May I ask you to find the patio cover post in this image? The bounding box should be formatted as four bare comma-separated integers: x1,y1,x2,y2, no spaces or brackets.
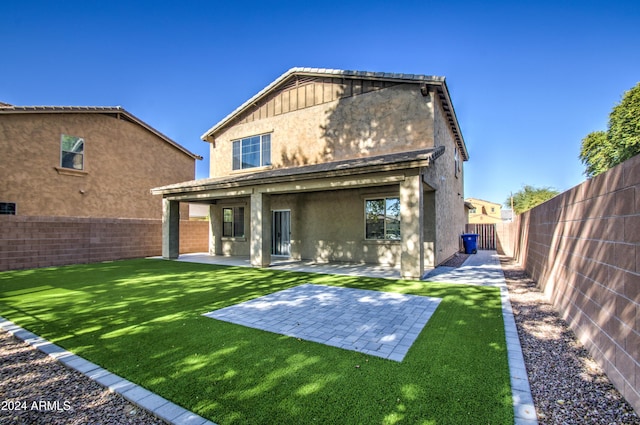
162,198,180,259
208,204,222,255
400,173,424,279
250,191,271,267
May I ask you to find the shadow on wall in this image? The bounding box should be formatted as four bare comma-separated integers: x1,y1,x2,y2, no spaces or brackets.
277,80,430,167
495,153,640,414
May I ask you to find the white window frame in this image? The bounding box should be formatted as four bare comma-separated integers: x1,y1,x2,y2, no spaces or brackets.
232,133,271,170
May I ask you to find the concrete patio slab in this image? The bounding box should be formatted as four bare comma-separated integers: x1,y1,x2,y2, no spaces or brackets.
156,253,402,280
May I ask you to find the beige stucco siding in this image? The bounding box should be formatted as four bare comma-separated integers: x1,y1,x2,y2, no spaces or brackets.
210,187,403,266
422,97,466,265
290,188,401,265
209,85,435,177
1,113,194,219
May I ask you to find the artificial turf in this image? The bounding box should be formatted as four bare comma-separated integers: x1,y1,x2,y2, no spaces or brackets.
0,259,513,424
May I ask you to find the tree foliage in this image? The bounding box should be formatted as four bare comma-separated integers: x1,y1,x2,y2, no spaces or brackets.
505,185,560,215
579,82,640,178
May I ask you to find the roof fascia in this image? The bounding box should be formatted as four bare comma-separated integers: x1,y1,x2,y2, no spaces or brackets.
152,146,444,196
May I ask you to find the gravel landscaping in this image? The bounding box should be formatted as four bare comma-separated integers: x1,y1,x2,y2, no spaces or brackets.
1,256,638,424
501,256,639,425
0,331,166,425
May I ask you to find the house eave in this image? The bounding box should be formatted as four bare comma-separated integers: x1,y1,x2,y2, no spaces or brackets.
152,146,445,198
0,105,202,161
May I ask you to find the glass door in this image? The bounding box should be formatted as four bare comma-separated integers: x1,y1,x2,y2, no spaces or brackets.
272,210,291,256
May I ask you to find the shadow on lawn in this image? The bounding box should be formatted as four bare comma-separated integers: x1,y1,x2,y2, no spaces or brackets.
0,259,513,424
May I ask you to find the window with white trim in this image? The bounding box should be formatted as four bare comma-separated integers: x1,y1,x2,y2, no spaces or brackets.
222,207,245,237
232,134,271,170
365,197,400,240
60,134,85,170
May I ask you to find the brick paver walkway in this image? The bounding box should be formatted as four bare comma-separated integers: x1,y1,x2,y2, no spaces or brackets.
203,283,441,362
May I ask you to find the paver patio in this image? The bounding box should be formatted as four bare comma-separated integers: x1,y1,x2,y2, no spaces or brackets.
203,283,441,361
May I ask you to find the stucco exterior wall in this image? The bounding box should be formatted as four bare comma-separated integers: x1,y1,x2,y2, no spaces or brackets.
209,85,434,177
208,187,403,266
423,96,466,265
0,113,194,219
289,188,402,265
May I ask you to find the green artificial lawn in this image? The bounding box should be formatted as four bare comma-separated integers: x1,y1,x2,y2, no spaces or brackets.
0,259,513,425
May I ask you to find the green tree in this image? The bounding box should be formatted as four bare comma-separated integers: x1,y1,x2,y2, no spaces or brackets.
579,82,640,178
505,185,560,215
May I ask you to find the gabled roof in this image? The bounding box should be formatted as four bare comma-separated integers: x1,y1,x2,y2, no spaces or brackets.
0,104,202,160
201,67,468,161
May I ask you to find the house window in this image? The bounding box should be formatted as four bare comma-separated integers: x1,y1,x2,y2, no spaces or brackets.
60,134,85,170
365,197,400,240
60,134,84,170
232,134,271,170
470,208,477,214
454,147,460,177
222,207,245,237
0,202,16,215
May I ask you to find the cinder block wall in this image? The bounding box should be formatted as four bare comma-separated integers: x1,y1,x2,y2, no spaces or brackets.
0,216,208,271
497,154,639,412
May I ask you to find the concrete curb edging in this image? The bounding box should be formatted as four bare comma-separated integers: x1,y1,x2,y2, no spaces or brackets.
0,317,217,425
500,285,538,424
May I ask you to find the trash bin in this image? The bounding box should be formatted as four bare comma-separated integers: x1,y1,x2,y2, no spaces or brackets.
461,233,478,254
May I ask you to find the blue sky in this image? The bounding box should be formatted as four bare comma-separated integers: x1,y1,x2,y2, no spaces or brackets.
2,0,639,206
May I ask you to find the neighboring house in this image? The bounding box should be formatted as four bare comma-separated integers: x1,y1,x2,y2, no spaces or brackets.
152,67,469,279
0,104,201,219
466,198,503,224
501,208,514,222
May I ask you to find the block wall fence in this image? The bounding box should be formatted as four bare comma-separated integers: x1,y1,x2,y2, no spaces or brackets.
0,216,209,271
496,154,640,413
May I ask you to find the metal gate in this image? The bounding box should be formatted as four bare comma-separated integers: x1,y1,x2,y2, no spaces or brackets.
465,223,496,250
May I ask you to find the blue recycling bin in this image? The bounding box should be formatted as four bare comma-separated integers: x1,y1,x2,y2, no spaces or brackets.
461,233,478,254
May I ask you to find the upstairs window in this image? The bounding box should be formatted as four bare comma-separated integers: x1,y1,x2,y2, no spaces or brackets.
223,206,245,238
232,134,271,170
454,147,460,177
60,134,85,170
365,197,400,240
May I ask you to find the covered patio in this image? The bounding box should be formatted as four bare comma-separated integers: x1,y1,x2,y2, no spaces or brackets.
152,147,446,280
157,252,403,280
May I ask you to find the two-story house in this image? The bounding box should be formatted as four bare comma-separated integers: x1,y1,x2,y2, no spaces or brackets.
0,104,200,219
152,67,469,279
466,198,503,224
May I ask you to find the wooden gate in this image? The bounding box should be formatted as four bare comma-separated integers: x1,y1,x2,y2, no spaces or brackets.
465,223,497,250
